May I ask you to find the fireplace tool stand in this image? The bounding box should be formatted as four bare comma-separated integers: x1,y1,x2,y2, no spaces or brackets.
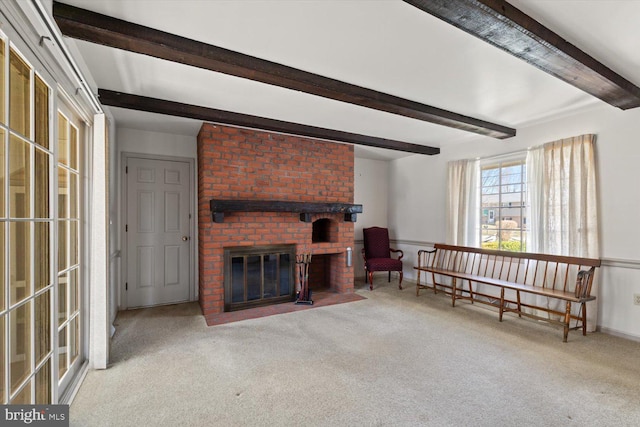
295,253,313,305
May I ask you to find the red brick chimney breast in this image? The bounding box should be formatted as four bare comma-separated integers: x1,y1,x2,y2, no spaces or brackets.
197,124,355,315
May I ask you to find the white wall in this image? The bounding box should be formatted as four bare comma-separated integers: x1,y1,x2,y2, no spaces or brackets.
117,127,198,159
113,127,198,311
354,158,389,277
387,104,640,340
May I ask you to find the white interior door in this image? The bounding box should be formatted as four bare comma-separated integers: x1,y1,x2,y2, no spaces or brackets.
125,157,191,308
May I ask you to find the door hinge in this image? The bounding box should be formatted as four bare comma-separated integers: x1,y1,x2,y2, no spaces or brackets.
125,282,128,291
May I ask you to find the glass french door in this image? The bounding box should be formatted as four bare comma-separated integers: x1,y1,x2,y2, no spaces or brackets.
1,31,84,404
56,104,83,396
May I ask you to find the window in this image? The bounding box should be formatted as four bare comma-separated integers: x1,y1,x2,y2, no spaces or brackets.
480,158,527,252
449,135,597,279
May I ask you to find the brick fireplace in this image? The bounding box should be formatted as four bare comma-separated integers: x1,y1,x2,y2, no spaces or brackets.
197,123,356,317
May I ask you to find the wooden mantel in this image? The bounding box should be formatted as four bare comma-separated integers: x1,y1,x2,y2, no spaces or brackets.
210,200,363,223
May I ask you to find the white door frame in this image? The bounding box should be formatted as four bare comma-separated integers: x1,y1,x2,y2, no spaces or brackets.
121,152,197,309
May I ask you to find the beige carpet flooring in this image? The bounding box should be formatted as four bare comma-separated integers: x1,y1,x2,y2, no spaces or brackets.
70,279,640,426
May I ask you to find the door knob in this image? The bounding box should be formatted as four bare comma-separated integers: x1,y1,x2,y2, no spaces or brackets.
182,236,189,241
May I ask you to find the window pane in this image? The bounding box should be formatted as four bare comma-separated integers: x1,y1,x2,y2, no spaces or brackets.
10,221,31,305
58,113,68,166
35,359,51,404
58,327,67,380
58,220,67,272
9,135,30,218
69,173,78,219
69,125,77,170
0,225,4,312
58,271,67,325
482,185,499,195
9,50,30,137
10,301,32,394
0,316,4,403
482,194,499,207
0,128,5,217
35,290,50,365
69,220,78,267
34,222,49,292
34,148,49,218
11,380,32,404
481,159,527,252
69,316,78,365
35,75,49,149
68,268,78,315
58,166,68,218
0,39,5,124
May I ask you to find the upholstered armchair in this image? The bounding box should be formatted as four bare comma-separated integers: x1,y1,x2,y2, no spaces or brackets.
361,227,404,290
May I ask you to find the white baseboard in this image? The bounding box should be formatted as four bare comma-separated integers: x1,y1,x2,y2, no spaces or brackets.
597,326,640,342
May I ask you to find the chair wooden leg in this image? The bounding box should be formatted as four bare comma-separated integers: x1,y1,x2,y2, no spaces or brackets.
388,271,391,282
368,272,374,290
398,272,403,290
582,303,587,336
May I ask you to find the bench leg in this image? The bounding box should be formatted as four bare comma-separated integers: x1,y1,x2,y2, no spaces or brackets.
416,269,421,297
451,278,457,307
468,280,474,304
516,290,522,318
563,301,572,343
432,273,437,294
581,303,587,336
499,287,505,322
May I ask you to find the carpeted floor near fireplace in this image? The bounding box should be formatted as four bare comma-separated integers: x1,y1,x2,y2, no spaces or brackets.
70,278,640,426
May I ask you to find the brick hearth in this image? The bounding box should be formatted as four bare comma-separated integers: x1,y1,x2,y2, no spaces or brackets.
197,123,356,316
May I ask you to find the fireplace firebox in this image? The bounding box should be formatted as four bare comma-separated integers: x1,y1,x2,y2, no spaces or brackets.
223,245,296,311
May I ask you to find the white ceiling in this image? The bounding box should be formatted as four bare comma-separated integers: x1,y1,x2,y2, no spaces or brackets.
59,0,640,160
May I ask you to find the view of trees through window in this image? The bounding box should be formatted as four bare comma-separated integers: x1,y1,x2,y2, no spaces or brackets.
480,159,528,252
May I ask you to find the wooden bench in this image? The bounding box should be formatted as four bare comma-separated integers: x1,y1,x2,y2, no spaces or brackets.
414,244,601,342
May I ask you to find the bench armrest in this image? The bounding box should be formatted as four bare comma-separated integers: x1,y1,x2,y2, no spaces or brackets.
575,266,596,299
417,249,437,268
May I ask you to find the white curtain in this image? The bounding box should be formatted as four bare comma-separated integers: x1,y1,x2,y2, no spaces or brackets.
527,134,599,258
447,159,480,247
527,134,600,330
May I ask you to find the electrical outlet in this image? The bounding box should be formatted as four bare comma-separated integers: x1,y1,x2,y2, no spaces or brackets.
634,294,640,306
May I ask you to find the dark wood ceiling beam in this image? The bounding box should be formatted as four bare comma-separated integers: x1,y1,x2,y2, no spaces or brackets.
53,1,515,139
404,0,640,110
97,89,440,156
